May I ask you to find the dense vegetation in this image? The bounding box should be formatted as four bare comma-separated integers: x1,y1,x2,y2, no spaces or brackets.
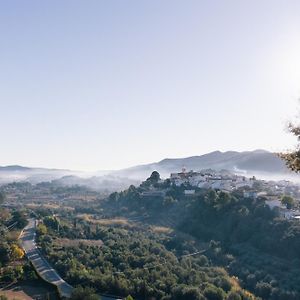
4,172,300,300
0,193,36,284
279,121,300,172
179,189,300,299
98,174,300,300
37,213,255,300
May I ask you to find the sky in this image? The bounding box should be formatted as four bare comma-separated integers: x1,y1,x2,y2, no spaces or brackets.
1,1,300,171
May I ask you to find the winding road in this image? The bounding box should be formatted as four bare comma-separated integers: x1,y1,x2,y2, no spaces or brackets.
20,218,121,300
20,218,73,298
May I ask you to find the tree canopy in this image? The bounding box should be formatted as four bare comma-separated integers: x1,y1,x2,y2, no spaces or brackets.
147,171,161,183
280,122,300,172
0,192,5,205
281,195,295,209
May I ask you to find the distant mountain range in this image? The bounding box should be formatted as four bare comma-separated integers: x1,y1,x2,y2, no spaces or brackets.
0,165,32,172
0,150,296,190
0,165,138,192
0,165,75,184
112,150,291,180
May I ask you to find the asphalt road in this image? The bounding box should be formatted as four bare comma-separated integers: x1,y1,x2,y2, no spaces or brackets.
20,218,121,300
20,219,73,298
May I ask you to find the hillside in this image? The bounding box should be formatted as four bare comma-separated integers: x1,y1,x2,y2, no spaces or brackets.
51,175,139,192
113,150,290,179
0,165,74,184
0,150,294,188
101,176,300,300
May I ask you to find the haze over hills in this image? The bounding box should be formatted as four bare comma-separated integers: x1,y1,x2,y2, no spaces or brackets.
0,150,296,190
51,175,140,193
0,165,75,184
112,149,292,180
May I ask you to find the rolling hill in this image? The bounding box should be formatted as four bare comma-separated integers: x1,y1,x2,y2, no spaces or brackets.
0,150,295,189
112,150,291,180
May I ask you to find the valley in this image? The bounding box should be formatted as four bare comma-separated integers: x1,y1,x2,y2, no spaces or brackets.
1,166,300,299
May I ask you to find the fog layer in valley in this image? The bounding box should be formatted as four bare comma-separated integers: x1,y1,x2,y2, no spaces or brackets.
0,150,298,192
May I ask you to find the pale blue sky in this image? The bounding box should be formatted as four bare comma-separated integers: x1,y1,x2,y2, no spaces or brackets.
1,1,300,171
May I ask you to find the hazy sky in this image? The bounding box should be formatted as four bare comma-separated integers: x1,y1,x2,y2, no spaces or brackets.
1,1,300,171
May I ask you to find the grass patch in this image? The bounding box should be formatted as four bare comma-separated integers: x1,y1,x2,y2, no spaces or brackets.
54,238,103,248
26,203,75,211
150,225,173,234
77,214,131,226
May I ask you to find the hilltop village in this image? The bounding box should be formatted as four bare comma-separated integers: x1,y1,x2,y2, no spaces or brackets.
141,168,300,220
2,168,300,221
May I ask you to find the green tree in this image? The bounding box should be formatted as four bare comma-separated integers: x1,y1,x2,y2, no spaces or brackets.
12,210,27,228
279,121,300,172
215,191,232,209
147,171,160,183
203,286,226,300
255,282,272,299
43,216,59,230
184,287,205,300
163,196,176,207
227,291,242,300
281,195,295,209
14,265,24,280
71,286,100,300
0,243,10,265
37,223,47,236
0,192,5,205
205,190,218,205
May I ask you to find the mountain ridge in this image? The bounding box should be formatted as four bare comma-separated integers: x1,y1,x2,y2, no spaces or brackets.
112,149,288,179
0,149,294,188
